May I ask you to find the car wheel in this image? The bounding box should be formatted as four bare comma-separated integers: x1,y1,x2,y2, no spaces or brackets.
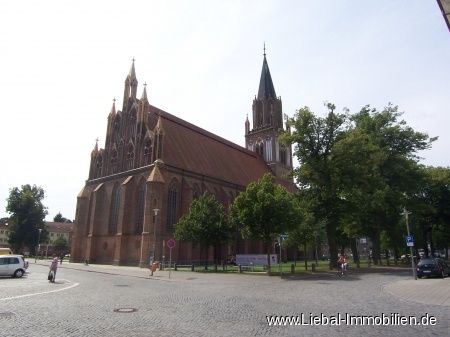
14,269,24,278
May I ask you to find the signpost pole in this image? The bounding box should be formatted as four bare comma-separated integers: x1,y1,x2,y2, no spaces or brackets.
167,239,176,279
403,208,417,280
169,247,172,279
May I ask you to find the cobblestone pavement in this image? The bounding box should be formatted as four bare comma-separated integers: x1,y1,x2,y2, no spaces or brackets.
0,263,448,337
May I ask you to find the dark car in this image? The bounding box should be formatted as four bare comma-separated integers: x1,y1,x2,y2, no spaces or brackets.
416,258,450,278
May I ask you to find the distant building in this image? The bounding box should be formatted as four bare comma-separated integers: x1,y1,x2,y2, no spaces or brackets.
0,219,11,248
71,53,295,266
0,219,73,255
43,222,73,256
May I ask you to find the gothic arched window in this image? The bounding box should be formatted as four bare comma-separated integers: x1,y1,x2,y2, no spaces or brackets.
192,183,201,200
110,149,118,174
255,141,264,159
109,184,121,234
96,155,103,178
144,138,152,165
280,147,287,165
166,180,178,232
135,183,145,234
126,143,134,170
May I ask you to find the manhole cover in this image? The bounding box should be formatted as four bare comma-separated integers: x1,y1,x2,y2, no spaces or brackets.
113,308,138,313
0,312,16,319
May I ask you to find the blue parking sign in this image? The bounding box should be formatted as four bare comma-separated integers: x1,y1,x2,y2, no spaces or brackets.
406,235,414,247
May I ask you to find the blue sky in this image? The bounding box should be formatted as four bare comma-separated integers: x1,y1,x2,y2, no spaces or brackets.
0,1,449,220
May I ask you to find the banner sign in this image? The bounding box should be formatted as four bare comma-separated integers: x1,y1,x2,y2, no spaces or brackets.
236,254,278,266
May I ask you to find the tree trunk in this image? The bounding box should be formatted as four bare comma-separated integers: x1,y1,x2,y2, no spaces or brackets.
265,240,271,274
350,238,360,268
326,221,338,270
304,243,308,270
371,226,382,265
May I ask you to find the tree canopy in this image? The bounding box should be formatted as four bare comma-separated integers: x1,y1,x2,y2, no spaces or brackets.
230,173,299,271
53,212,72,223
6,184,48,254
174,193,233,264
282,103,437,266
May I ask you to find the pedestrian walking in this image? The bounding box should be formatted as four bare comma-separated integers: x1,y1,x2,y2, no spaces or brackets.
49,256,58,283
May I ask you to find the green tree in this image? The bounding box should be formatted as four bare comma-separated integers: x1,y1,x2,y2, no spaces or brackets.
411,166,450,258
174,193,233,265
337,105,434,264
281,103,348,268
53,212,72,223
52,236,69,256
230,173,299,272
6,184,48,254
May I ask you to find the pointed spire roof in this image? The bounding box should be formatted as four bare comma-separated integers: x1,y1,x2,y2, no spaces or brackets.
141,82,148,101
129,58,136,80
257,48,277,100
91,138,99,156
109,98,116,118
155,115,164,134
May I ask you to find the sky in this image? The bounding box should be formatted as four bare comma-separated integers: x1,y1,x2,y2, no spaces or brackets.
0,1,449,221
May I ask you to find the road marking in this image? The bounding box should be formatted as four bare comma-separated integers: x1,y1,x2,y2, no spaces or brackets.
0,279,80,301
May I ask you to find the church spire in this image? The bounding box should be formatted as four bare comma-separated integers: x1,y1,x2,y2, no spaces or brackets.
257,46,276,100
108,98,116,118
141,82,148,101
129,58,137,80
91,138,99,156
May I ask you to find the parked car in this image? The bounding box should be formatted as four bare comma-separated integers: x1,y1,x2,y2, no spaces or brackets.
0,248,13,255
416,258,450,279
0,255,28,278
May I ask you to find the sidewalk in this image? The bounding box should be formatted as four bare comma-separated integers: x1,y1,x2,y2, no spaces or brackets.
33,259,184,282
33,259,450,307
384,277,450,307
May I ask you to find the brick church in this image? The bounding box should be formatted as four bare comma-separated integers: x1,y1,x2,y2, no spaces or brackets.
71,52,294,266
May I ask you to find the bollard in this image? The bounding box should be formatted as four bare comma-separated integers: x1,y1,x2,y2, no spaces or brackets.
238,265,242,273
311,263,316,272
291,264,295,274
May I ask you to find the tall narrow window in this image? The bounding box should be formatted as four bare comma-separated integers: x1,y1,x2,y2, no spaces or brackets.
192,184,201,200
109,185,121,234
166,181,178,232
96,155,103,178
135,184,145,234
280,147,287,165
110,149,118,174
126,143,134,170
143,138,152,165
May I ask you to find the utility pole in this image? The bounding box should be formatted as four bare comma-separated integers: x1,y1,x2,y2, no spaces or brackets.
402,208,417,280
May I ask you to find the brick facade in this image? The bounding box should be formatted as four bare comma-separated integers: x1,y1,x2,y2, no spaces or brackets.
71,56,293,266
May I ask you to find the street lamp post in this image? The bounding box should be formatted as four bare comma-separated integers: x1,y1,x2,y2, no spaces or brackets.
151,208,159,276
35,228,42,263
402,208,417,280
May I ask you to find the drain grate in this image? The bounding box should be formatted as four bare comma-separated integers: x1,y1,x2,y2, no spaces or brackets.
113,308,138,313
0,312,16,319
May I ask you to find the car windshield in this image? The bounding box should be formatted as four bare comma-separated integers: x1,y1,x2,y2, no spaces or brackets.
418,259,435,267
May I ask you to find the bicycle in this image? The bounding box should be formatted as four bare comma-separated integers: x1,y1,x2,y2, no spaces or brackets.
336,263,350,277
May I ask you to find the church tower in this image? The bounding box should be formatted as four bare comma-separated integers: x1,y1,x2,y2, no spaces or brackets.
245,48,292,180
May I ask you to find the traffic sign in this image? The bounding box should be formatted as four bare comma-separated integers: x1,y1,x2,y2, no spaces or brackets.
167,239,176,249
406,235,414,247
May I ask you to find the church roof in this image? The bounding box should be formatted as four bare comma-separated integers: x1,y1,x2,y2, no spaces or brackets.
148,106,273,187
257,55,277,100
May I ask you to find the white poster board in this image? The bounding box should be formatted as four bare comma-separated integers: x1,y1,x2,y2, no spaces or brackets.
236,254,277,266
